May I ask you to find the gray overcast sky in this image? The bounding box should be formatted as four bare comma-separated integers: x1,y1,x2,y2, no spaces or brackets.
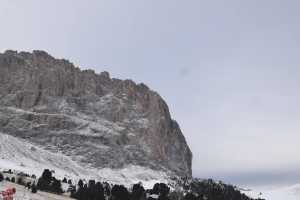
1,0,300,187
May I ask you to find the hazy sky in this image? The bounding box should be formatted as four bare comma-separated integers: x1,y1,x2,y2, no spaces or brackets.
1,0,300,187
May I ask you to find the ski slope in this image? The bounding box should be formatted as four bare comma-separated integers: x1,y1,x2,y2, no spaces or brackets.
0,181,73,200
260,184,300,200
243,183,300,200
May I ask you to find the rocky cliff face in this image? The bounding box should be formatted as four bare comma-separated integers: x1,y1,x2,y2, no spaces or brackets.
0,50,192,178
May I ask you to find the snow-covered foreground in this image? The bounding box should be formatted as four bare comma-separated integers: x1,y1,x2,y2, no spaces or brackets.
0,181,73,200
8,131,300,199
0,133,168,188
243,183,300,200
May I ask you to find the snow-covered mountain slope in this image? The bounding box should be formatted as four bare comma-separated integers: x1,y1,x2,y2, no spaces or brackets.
0,132,168,188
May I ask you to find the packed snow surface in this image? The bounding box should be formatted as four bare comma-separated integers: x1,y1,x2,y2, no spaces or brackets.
0,181,73,200
243,183,300,200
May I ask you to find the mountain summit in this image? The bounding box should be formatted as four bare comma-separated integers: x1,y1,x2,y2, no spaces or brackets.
0,50,192,182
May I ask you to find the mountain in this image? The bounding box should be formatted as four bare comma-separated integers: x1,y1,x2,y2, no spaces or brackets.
0,50,192,184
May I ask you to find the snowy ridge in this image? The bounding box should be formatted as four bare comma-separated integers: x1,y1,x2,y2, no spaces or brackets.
0,132,169,188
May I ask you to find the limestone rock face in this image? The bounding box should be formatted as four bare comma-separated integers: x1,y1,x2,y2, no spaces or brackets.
0,50,192,177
